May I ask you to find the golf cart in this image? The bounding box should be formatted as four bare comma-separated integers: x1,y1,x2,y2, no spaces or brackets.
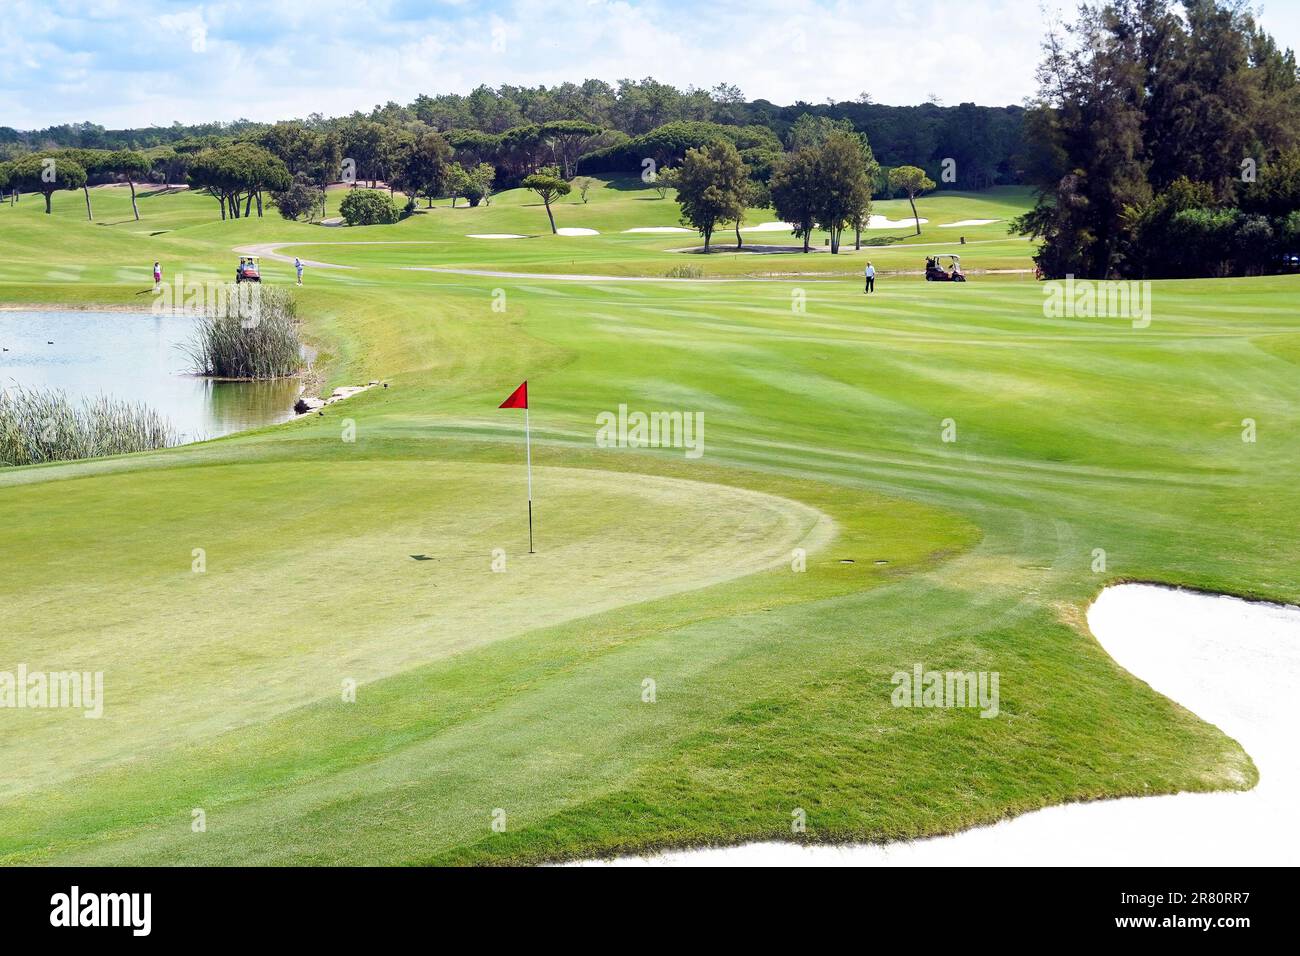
236,256,261,283
925,254,966,282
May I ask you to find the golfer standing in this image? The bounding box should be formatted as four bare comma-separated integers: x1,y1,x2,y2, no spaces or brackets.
295,257,304,286
153,260,162,293
864,261,875,294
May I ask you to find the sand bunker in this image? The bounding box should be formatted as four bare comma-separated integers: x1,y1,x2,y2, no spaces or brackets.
572,583,1300,866
739,217,928,233
866,215,928,229
740,221,799,233
940,219,1001,227
623,226,694,233
671,244,829,255
467,233,527,239
556,227,600,236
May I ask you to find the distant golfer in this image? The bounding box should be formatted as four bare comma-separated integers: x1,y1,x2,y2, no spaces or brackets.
295,257,304,286
864,261,876,294
153,261,162,293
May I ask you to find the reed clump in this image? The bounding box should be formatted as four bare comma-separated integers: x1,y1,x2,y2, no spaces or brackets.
0,387,180,466
181,285,303,379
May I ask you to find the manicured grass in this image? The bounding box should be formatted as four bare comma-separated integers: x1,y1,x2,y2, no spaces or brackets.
0,179,1293,864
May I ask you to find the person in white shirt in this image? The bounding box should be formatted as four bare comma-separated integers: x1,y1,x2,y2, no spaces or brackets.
864,261,876,294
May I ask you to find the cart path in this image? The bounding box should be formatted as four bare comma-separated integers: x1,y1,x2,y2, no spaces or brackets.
233,241,1032,282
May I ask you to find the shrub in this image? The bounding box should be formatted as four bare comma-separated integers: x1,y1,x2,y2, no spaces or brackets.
271,175,324,221
339,188,400,225
0,388,179,466
181,285,303,379
664,264,703,278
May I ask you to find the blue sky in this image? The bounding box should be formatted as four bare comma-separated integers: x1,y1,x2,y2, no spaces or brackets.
3,0,1300,129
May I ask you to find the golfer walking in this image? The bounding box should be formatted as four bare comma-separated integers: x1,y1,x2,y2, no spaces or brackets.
864,260,875,294
153,260,162,293
295,257,304,286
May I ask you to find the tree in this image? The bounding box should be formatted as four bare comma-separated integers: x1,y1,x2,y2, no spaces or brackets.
520,166,571,233
270,174,323,221
445,163,472,207
538,120,609,178
653,166,676,200
187,144,290,220
770,148,821,252
674,139,748,251
378,126,416,195
339,188,400,225
731,179,768,249
395,131,452,207
341,119,386,187
573,176,594,203
813,131,876,253
1013,0,1299,278
786,112,855,151
8,154,87,214
464,162,496,207
887,166,935,235
257,121,329,181
934,103,1002,190
109,149,150,220
58,148,110,220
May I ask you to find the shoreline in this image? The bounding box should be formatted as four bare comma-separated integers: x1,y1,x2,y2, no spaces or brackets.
0,302,157,314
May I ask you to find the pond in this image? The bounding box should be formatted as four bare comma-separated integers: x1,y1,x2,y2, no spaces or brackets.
0,310,301,443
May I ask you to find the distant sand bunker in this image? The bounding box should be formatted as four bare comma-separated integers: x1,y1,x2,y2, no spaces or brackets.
866,215,928,228
740,217,929,233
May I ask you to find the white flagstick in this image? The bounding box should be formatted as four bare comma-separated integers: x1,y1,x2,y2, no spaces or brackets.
525,405,534,553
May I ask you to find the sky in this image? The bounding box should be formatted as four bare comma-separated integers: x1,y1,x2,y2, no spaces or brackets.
3,0,1300,130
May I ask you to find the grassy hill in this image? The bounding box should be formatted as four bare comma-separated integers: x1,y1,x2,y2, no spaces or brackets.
1,179,1293,863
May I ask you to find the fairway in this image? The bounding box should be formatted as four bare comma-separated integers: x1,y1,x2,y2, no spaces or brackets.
1,179,1296,866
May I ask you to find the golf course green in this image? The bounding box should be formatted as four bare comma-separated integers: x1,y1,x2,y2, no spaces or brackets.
1,179,1295,865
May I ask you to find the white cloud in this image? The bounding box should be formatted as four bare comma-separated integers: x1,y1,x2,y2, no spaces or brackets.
3,0,1300,128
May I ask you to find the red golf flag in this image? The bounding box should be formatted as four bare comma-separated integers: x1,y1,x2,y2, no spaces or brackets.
498,380,534,553
499,381,528,409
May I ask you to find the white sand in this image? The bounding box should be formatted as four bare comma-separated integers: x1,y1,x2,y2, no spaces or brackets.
865,215,928,229
556,227,600,236
739,217,928,232
939,219,1001,228
740,221,799,232
571,583,1300,866
623,226,694,233
467,233,527,239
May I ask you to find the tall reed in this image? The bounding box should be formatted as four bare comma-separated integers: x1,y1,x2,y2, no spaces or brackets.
181,285,303,379
0,387,180,466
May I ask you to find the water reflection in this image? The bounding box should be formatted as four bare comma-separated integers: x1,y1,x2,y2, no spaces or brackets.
0,310,301,443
